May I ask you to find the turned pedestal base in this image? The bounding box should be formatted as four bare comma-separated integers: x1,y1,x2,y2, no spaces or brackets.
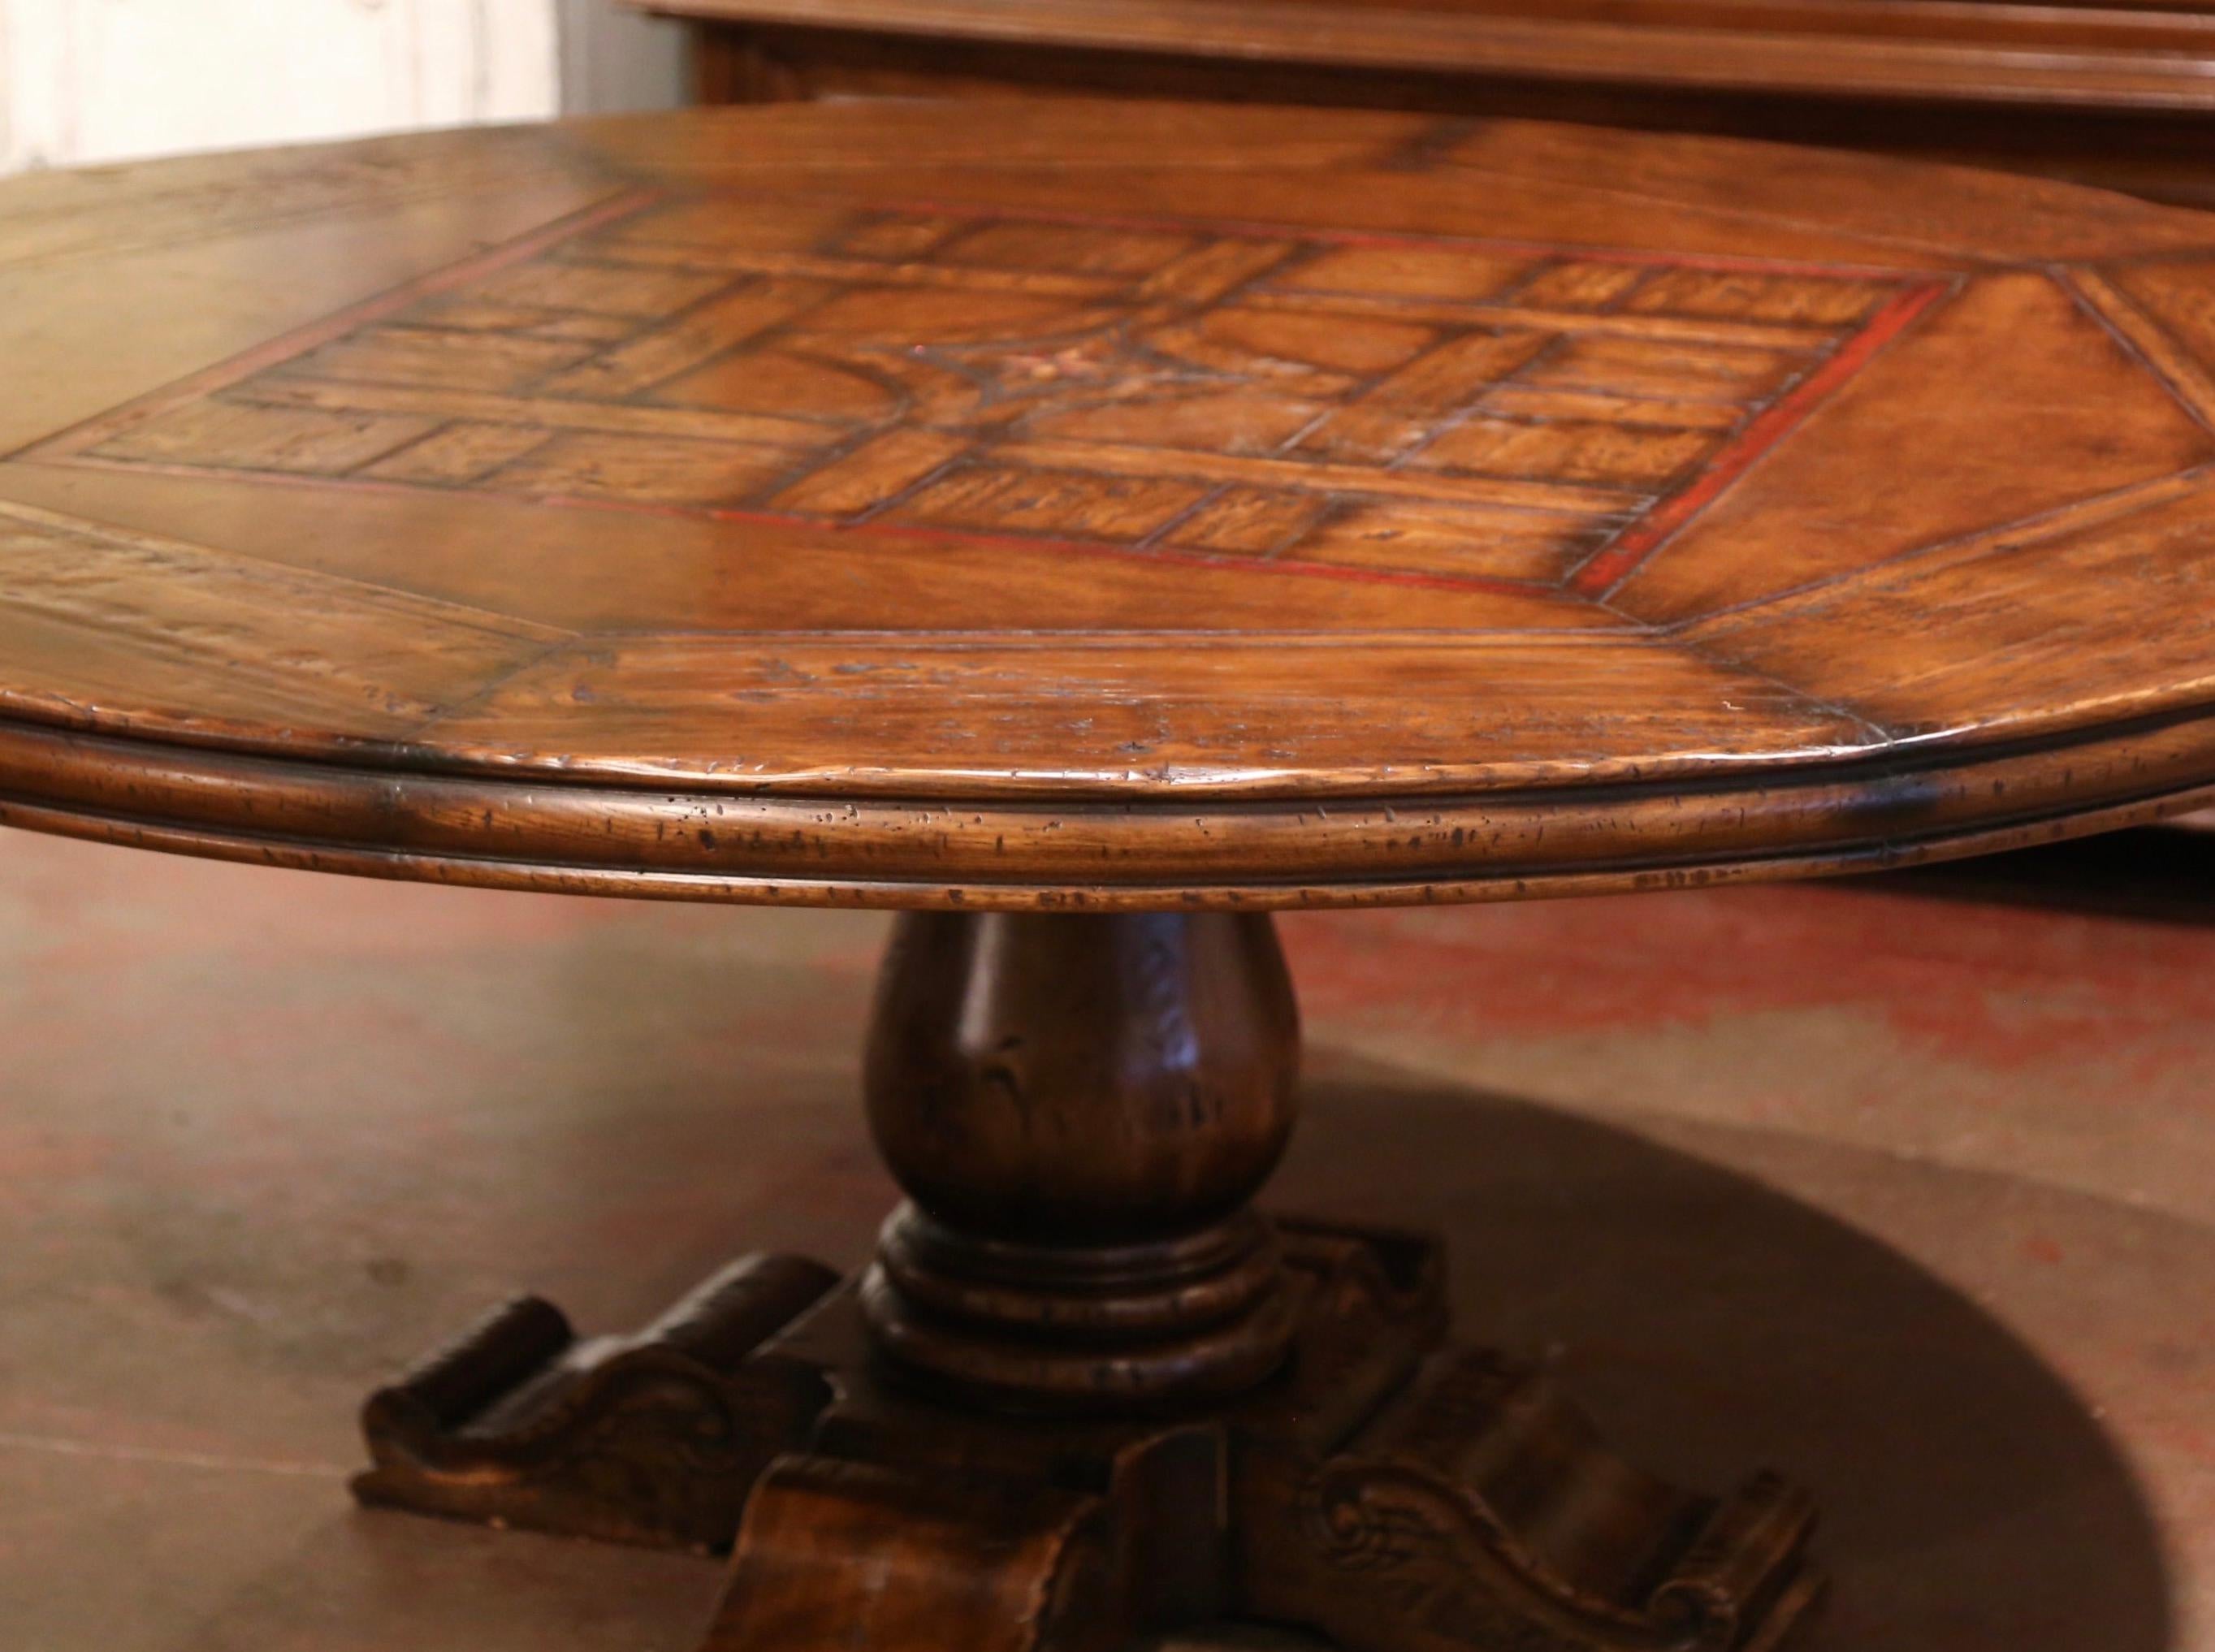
356,913,1821,1651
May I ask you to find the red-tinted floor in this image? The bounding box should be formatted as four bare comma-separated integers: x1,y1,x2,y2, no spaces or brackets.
1,825,2209,1651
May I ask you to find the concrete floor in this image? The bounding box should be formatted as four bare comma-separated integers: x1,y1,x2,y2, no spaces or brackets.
1,825,2209,1652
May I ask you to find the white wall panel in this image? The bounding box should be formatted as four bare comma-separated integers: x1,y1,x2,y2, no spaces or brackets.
0,0,574,173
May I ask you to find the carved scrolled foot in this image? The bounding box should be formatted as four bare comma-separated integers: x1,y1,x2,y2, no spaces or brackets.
353,1252,840,1551
701,1455,1127,1652
1241,1347,1823,1652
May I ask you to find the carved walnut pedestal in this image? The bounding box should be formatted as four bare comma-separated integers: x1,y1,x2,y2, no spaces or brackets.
356,912,1821,1652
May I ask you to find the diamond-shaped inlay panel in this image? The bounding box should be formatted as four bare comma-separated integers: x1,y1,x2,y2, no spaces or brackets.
45,192,1943,593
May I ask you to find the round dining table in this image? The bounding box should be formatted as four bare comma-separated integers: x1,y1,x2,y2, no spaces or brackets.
6,97,2215,1652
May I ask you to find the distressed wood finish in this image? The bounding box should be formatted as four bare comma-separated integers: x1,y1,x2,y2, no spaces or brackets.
6,102,2215,907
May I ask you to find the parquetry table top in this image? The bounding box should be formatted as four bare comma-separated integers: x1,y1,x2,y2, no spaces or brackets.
4,101,2215,907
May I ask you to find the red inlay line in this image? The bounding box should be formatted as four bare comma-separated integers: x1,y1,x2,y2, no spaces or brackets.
1568,279,1954,599
12,188,668,465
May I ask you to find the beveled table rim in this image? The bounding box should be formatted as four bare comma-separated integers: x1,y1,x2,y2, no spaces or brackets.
4,704,2211,910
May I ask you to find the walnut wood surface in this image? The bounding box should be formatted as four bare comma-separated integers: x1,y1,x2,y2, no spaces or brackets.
639,0,2215,112
6,102,2215,908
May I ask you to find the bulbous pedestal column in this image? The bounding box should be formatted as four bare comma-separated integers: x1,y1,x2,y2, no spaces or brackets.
859,911,1304,1408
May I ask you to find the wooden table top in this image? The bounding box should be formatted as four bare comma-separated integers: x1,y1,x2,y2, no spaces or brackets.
5,100,2215,910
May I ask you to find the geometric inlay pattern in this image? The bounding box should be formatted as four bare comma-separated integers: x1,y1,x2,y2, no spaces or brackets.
39,191,1946,598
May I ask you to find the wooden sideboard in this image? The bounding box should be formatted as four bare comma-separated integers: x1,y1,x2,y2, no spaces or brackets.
629,0,2215,209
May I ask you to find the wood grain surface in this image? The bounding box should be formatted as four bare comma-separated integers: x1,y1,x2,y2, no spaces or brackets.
636,0,2215,113
5,100,2215,907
